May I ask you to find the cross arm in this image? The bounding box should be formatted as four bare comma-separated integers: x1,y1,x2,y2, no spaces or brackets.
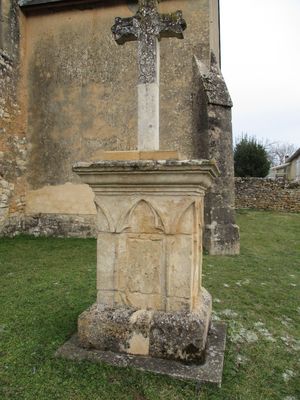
111,17,138,45
158,11,186,39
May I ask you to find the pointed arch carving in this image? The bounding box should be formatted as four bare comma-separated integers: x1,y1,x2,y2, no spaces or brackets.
116,199,165,233
176,202,197,234
94,199,115,232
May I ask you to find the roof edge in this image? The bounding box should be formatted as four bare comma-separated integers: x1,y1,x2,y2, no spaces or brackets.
286,148,300,163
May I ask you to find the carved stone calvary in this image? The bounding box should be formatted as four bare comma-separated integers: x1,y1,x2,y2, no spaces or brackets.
112,0,186,150
57,1,226,386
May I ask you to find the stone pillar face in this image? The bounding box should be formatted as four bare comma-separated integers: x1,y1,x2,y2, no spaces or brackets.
95,193,203,312
74,159,218,362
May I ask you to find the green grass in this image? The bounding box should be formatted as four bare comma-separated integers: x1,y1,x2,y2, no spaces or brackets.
0,210,299,400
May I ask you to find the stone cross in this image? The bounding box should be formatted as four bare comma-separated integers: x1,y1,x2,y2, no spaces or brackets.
112,0,186,151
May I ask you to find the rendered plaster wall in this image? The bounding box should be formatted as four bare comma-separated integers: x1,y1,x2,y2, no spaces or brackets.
0,0,27,233
289,157,300,181
23,0,216,218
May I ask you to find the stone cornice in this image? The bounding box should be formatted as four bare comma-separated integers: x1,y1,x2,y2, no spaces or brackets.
73,159,220,191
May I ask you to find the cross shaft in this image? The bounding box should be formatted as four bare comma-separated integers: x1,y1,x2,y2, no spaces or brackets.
112,0,186,150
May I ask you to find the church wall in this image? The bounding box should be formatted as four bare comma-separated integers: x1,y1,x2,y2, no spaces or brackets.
23,0,212,218
0,0,225,238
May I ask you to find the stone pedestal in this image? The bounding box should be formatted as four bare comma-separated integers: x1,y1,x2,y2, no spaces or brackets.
72,158,219,363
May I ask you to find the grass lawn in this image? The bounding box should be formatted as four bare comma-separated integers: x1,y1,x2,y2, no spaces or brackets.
0,210,299,400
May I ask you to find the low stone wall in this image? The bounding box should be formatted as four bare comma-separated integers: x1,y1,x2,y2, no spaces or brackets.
235,178,300,213
0,5,27,235
1,213,96,238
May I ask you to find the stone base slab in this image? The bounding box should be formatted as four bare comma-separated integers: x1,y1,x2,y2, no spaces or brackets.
56,322,226,387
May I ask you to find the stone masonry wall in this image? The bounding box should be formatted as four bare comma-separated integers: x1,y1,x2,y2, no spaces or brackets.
235,178,300,213
2,213,96,237
0,0,27,233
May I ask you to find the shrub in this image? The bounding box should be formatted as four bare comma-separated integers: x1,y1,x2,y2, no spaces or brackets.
234,136,271,177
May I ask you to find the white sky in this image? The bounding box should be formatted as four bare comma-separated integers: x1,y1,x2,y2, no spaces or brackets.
220,0,300,148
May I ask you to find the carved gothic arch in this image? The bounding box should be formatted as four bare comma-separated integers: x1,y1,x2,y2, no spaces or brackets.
94,199,115,232
176,201,198,234
116,198,165,233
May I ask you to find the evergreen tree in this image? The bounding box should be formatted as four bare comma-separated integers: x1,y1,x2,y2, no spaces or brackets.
234,136,271,177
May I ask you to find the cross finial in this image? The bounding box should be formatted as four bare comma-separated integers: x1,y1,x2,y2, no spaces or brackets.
112,0,186,150
112,0,186,44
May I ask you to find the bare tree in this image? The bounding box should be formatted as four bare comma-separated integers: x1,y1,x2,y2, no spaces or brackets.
264,141,297,166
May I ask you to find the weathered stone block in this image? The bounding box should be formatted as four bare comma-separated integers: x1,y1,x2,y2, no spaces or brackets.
78,304,135,353
78,305,153,356
149,289,212,362
78,288,211,362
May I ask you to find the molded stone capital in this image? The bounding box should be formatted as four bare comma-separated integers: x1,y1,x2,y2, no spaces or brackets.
73,159,220,191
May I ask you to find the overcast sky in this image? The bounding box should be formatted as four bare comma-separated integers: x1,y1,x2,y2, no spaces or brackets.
220,0,300,148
